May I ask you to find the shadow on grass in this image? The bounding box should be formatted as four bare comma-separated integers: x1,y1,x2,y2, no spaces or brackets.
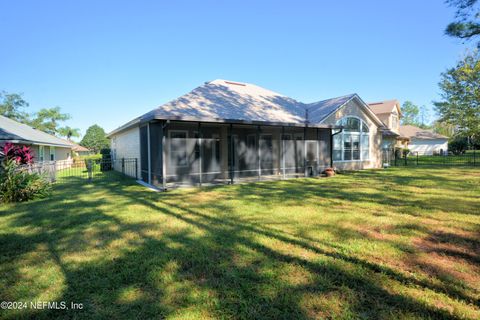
1,168,479,319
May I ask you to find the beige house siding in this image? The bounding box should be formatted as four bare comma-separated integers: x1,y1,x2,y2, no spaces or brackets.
19,144,71,163
321,99,383,170
55,147,72,161
110,126,140,179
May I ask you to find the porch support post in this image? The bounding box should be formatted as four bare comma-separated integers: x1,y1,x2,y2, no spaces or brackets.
282,126,286,179
147,122,152,185
304,126,307,177
257,125,261,180
198,122,203,187
316,128,320,176
229,124,234,184
330,129,334,168
162,121,167,190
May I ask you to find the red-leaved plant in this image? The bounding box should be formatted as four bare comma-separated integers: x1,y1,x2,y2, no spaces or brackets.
2,143,34,164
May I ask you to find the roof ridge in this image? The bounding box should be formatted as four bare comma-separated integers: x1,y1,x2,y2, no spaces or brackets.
307,93,357,106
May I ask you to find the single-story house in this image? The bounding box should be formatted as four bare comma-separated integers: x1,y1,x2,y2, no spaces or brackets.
399,125,448,155
108,79,388,188
69,142,91,157
0,114,73,162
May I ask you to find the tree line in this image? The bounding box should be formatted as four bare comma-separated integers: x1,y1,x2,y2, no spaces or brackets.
0,92,109,153
401,0,479,150
437,0,479,147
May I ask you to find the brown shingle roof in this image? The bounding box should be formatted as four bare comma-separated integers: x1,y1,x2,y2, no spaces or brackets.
399,125,448,140
368,100,401,116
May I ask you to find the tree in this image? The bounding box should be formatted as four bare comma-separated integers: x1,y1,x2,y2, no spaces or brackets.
58,126,81,140
29,107,71,136
432,120,456,137
445,0,480,47
418,105,432,129
80,125,109,153
401,101,420,126
434,51,480,145
0,91,30,122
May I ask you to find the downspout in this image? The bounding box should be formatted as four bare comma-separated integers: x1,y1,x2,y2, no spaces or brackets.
330,127,343,168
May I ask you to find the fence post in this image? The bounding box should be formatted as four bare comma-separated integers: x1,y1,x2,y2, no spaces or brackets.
53,160,57,182
135,158,138,179
87,159,93,182
121,158,125,175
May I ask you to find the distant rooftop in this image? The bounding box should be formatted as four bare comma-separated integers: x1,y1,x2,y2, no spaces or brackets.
0,115,72,147
399,125,448,140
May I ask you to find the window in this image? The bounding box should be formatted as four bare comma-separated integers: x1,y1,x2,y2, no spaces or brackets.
50,147,56,161
334,117,370,161
391,114,398,130
39,146,45,162
169,131,188,167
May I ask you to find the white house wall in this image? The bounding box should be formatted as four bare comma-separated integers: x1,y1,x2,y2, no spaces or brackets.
110,126,140,178
408,139,448,155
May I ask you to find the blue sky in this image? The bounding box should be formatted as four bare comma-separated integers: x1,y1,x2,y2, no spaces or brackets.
0,0,469,138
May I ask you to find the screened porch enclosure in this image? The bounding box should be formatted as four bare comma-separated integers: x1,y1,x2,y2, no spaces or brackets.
140,121,331,188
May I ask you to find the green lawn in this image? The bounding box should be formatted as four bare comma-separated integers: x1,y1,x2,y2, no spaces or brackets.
1,167,479,319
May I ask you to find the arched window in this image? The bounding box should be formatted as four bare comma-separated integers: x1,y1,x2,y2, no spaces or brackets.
333,117,370,161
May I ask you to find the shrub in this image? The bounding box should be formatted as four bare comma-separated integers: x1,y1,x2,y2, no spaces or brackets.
0,159,51,203
449,136,468,155
100,148,112,171
2,143,34,164
82,154,102,167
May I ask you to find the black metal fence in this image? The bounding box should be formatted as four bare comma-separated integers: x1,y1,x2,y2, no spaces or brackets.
18,158,138,184
383,148,479,167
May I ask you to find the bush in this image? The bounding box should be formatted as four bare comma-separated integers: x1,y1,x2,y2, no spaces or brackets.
449,136,468,155
394,147,410,158
2,143,34,164
100,148,112,172
82,154,102,166
0,159,51,203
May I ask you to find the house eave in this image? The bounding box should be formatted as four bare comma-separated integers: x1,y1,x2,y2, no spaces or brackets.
0,139,73,148
108,114,340,137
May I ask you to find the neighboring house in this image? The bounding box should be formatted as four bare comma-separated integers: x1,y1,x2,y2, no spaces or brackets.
399,125,448,155
108,79,388,188
368,100,409,149
0,115,73,162
69,142,91,156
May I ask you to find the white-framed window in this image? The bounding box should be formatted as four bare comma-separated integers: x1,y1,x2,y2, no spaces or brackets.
50,146,56,161
333,117,370,162
39,146,45,162
169,130,188,167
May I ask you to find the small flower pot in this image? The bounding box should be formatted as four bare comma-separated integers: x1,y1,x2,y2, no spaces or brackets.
324,168,335,177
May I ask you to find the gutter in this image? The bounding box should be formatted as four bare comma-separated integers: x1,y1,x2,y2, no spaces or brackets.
0,139,73,148
108,115,340,137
